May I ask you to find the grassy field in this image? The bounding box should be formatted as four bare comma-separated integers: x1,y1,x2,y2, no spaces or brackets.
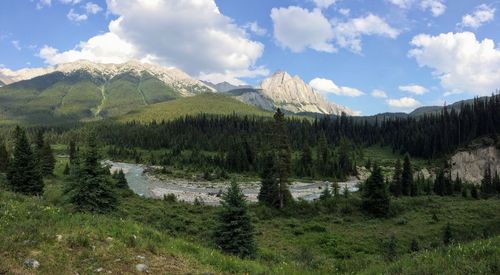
1,156,499,274
117,93,273,123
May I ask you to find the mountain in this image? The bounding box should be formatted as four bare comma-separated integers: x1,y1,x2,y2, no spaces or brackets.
0,60,214,124
227,71,354,116
0,79,4,87
118,93,272,123
201,81,252,93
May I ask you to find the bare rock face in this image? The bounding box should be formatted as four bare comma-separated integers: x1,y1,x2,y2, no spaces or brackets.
259,71,354,116
450,146,500,184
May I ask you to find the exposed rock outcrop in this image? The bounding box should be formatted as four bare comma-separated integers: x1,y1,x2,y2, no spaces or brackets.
450,146,500,184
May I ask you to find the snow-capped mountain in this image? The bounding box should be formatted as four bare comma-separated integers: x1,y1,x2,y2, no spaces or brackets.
0,60,215,96
228,71,354,116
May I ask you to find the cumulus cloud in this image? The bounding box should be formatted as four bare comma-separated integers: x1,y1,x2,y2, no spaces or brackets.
245,21,267,36
386,97,421,108
85,2,103,15
386,0,446,17
67,8,87,22
38,0,266,84
399,84,429,95
371,89,388,98
309,78,364,97
271,7,399,54
37,0,81,9
332,14,400,53
271,6,336,53
312,0,337,9
459,4,495,29
420,0,446,17
409,32,500,96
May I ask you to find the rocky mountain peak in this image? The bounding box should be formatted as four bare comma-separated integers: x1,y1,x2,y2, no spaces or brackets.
258,71,354,116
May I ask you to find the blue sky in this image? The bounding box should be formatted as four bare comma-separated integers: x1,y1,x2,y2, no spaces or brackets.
1,0,500,115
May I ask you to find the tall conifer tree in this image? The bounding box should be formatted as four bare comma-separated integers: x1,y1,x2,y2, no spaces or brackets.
7,126,44,195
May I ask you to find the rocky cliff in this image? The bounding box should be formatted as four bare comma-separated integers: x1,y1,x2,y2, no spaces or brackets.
450,146,500,184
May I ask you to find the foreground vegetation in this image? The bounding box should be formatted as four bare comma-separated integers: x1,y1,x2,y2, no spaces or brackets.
1,156,499,274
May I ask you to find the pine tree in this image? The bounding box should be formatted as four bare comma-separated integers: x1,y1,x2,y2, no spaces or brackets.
114,169,129,189
319,185,332,201
362,164,390,217
481,166,494,195
68,139,77,165
493,170,500,194
401,154,413,196
64,133,118,213
0,140,8,173
271,109,293,209
35,132,55,177
6,126,44,195
444,174,454,196
63,163,70,175
390,159,402,197
471,185,480,199
434,169,446,196
453,173,463,194
214,181,256,258
297,143,313,177
316,131,330,177
258,152,279,208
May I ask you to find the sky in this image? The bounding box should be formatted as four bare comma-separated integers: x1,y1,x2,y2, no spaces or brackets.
1,0,500,115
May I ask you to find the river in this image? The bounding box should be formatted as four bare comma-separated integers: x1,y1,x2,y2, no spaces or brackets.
106,161,360,205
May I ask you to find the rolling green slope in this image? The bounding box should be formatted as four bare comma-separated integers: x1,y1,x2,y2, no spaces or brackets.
118,93,272,123
0,71,190,125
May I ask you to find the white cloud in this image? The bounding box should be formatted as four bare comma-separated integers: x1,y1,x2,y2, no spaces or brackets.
38,0,265,84
271,6,336,53
371,89,388,98
387,0,413,9
67,8,87,22
459,4,495,29
309,78,364,97
313,0,337,9
338,8,350,16
37,0,81,9
386,0,446,17
386,97,421,108
271,8,399,54
409,32,500,96
420,0,446,17
245,21,267,36
11,40,21,51
332,14,400,53
399,84,429,95
85,2,103,15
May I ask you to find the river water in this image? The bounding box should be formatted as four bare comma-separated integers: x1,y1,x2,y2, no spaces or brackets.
106,161,359,205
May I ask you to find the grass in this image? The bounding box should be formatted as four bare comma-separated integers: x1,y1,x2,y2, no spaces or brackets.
117,93,273,123
1,157,499,274
361,145,436,169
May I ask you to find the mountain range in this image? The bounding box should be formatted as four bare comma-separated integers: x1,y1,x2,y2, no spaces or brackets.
0,60,483,125
0,60,355,124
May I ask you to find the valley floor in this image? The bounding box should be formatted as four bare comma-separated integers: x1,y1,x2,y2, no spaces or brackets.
0,158,499,274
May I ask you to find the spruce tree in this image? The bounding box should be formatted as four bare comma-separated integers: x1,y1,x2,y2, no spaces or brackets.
271,109,293,209
35,132,55,177
114,169,129,189
64,133,118,213
0,140,8,173
6,126,44,195
401,154,413,196
68,139,77,165
493,170,500,194
390,159,402,197
471,185,480,199
444,174,454,196
362,164,390,217
297,143,313,177
258,152,279,208
214,181,256,258
434,169,446,196
481,166,494,195
453,173,463,194
63,163,70,175
319,185,332,201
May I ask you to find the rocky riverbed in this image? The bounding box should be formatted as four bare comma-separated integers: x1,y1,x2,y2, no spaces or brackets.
106,161,360,205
